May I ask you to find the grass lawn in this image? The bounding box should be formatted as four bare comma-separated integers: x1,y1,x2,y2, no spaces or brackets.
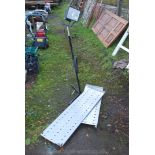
25,2,129,145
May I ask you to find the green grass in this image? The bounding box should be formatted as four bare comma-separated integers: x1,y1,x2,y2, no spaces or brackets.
25,1,129,145
71,22,128,91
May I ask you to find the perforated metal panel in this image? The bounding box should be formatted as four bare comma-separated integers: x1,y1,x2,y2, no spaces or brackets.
92,9,128,47
82,102,101,127
41,87,104,146
82,84,105,127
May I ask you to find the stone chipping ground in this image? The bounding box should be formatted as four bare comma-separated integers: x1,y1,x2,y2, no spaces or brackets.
25,2,129,155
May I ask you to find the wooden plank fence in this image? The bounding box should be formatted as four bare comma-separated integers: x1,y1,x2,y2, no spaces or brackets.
82,1,129,27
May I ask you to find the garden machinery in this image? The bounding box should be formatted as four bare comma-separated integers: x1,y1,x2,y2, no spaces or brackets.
25,47,39,74
25,12,48,35
33,29,49,48
25,13,49,49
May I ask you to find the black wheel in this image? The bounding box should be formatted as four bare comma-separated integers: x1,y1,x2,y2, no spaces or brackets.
44,41,49,49
46,43,49,48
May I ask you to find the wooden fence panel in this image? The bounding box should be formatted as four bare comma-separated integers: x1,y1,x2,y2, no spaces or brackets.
92,9,128,47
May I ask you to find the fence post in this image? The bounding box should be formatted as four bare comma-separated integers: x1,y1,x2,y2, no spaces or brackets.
116,0,123,16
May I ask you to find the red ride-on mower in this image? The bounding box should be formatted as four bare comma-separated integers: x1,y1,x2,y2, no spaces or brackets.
33,29,49,49
25,12,48,34
25,12,49,49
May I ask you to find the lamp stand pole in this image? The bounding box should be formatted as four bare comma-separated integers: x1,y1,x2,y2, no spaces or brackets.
66,25,81,94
